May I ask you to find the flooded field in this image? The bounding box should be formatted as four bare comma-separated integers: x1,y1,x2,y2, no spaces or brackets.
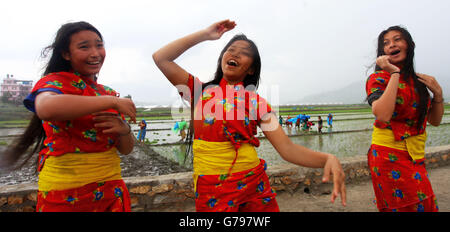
1,111,449,185
151,112,450,168
152,123,450,168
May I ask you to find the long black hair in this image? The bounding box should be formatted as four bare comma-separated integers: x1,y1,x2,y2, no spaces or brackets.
183,34,262,164
42,21,103,75
1,21,103,169
375,25,430,130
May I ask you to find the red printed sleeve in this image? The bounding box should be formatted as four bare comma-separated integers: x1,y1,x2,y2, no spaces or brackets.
248,93,273,125
179,73,203,105
365,71,390,96
24,73,83,112
365,71,390,106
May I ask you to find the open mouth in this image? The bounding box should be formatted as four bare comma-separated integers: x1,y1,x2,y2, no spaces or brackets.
390,50,401,56
227,60,238,67
87,61,101,65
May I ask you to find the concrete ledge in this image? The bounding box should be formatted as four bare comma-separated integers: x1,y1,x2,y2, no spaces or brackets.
1,145,449,212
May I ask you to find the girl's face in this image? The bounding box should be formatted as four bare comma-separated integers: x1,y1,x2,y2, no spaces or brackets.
63,30,105,80
221,40,254,84
383,30,408,66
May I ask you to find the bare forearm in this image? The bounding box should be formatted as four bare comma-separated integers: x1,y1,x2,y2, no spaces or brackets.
153,30,208,63
152,30,208,86
263,118,346,205
153,20,235,87
36,93,116,121
263,115,330,168
277,140,330,168
428,99,444,126
117,133,134,155
371,74,400,122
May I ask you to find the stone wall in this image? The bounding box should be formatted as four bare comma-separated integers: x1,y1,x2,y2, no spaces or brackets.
1,145,449,212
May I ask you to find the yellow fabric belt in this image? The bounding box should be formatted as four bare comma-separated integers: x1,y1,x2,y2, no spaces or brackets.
38,148,122,192
371,126,426,161
192,139,260,191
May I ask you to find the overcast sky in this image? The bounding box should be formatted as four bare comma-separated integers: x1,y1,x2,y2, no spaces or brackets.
1,0,449,106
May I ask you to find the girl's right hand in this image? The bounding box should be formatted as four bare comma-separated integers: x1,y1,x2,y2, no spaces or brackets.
112,97,137,123
376,55,400,74
204,19,236,40
322,154,347,206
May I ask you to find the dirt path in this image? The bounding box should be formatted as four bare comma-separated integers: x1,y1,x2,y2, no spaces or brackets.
276,165,450,212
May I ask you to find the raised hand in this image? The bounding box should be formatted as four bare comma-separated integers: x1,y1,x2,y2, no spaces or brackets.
204,19,236,41
376,55,400,74
322,154,347,206
417,73,443,100
112,97,137,123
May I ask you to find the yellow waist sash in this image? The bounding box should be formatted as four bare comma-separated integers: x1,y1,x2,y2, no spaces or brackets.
372,126,426,161
38,148,122,192
192,139,260,191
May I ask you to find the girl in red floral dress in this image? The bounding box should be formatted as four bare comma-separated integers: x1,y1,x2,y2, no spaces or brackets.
153,20,346,212
366,25,444,212
2,21,136,212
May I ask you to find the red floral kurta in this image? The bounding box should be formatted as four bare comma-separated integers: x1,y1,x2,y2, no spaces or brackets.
365,70,431,140
182,74,278,212
365,70,437,211
184,74,272,148
24,71,123,170
24,71,131,212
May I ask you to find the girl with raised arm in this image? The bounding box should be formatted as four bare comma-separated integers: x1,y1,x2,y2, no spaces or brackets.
366,25,443,212
153,20,346,212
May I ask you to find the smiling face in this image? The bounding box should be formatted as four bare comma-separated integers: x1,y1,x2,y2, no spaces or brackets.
221,40,255,84
383,30,408,66
62,30,105,80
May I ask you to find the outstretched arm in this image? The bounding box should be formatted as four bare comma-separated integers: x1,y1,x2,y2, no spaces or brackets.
152,19,236,87
35,91,136,122
261,113,347,206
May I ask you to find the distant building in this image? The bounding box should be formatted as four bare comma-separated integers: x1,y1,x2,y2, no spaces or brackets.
1,74,33,103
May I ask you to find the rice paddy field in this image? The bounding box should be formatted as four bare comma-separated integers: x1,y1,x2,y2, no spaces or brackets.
1,103,449,185
148,108,450,168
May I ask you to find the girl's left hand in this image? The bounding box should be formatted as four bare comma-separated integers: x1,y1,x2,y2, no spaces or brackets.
93,111,130,135
204,19,236,41
322,154,347,206
417,73,443,99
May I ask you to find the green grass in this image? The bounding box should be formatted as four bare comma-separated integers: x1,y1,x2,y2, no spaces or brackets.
0,120,30,128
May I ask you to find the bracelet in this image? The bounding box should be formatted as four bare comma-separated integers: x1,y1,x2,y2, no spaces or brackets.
390,71,401,75
119,123,131,136
432,98,444,104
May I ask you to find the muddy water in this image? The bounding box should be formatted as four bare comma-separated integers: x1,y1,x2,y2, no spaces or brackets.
152,123,450,168
1,112,449,186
